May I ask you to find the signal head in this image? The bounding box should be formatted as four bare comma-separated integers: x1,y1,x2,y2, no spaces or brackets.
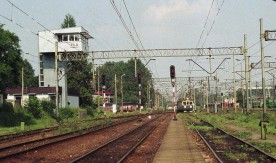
170,65,175,79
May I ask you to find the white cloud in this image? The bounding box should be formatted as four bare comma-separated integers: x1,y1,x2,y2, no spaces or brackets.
144,0,211,21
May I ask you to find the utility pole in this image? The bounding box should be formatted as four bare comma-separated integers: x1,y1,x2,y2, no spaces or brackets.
97,67,100,109
233,55,237,113
244,34,250,113
55,41,59,117
207,55,212,113
249,56,253,108
92,59,96,90
201,80,204,110
189,77,193,100
241,63,244,110
215,71,218,104
147,80,151,109
272,75,275,108
215,72,218,113
260,18,267,140
21,67,24,106
193,87,196,111
161,95,164,109
115,74,117,108
121,74,125,112
260,18,267,114
206,80,209,112
147,80,151,108
134,57,137,78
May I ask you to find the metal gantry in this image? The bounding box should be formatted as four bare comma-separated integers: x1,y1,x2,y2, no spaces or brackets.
251,62,276,69
58,47,243,61
152,77,209,83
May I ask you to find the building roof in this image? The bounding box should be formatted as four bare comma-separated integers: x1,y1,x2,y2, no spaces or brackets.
6,87,80,96
52,26,93,39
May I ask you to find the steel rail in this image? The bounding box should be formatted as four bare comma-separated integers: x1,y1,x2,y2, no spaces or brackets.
203,120,276,161
69,114,166,163
117,114,169,163
188,121,223,163
0,126,59,142
189,114,276,161
0,114,148,147
0,114,148,160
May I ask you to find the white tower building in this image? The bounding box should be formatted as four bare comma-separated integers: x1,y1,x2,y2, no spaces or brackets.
38,27,92,107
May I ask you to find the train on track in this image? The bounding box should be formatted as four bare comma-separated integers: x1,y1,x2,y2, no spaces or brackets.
176,98,195,112
252,99,276,108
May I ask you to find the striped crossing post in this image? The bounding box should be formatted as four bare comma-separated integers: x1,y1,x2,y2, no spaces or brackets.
101,75,106,113
139,84,142,113
172,83,177,120
137,73,142,113
170,65,177,120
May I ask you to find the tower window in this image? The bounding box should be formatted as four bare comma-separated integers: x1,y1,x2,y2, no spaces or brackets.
75,35,79,41
57,35,62,42
69,35,74,41
62,35,68,41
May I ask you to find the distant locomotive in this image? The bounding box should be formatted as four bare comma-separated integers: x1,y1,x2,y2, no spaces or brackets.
177,98,195,112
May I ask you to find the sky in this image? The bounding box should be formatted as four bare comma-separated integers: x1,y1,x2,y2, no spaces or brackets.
1,0,276,96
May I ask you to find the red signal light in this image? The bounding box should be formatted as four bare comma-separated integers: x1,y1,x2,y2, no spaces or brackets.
137,72,141,84
170,65,175,79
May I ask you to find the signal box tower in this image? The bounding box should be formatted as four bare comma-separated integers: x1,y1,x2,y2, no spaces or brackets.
38,27,92,107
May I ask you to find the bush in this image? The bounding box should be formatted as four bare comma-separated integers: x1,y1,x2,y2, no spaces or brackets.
0,102,14,113
41,100,55,116
0,104,35,127
60,106,77,120
83,106,95,117
25,97,43,119
14,107,36,125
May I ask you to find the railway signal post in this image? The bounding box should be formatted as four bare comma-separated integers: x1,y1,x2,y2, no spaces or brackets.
102,74,106,113
137,72,142,113
170,65,177,120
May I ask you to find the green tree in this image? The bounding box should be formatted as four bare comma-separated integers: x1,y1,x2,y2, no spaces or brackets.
0,24,28,93
97,59,153,106
61,14,76,28
20,59,39,87
236,89,244,107
60,14,94,106
67,60,93,106
25,97,43,119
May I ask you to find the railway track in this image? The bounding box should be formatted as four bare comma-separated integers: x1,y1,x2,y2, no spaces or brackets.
0,114,150,161
0,126,59,145
0,113,147,148
70,114,169,163
187,114,276,162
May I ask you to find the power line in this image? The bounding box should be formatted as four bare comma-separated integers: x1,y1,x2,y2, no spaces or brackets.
192,0,216,73
122,0,145,50
110,0,160,82
196,0,215,48
110,0,140,50
201,0,226,47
